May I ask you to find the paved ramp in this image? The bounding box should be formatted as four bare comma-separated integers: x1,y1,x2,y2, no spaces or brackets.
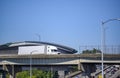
109,70,120,78
65,71,82,78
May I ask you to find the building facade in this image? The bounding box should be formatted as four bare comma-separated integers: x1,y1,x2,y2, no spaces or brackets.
0,41,77,55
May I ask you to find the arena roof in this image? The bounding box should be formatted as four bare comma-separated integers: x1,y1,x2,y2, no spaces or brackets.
0,41,77,53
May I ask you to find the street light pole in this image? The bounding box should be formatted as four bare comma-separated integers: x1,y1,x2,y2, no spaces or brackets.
101,18,120,78
30,50,38,78
101,21,105,78
36,34,41,41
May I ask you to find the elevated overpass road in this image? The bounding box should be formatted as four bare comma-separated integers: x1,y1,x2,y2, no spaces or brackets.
0,54,120,78
0,54,120,65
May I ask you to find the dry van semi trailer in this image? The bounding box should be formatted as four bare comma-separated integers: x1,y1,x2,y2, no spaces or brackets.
18,45,60,55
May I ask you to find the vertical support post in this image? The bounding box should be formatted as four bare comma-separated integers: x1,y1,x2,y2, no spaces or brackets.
78,45,81,71
30,54,32,78
12,65,14,78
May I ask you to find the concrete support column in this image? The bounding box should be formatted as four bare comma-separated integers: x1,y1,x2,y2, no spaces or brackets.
4,65,13,78
78,63,84,72
58,71,65,78
78,63,81,71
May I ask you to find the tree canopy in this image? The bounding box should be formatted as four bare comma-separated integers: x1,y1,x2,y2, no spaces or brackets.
82,48,101,54
16,69,58,78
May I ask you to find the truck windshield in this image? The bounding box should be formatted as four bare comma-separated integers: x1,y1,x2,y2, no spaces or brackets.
51,49,57,52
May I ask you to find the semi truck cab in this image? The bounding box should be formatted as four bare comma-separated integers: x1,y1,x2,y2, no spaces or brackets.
47,45,60,54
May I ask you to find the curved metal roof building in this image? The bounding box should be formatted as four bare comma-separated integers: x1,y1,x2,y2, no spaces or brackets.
0,41,77,55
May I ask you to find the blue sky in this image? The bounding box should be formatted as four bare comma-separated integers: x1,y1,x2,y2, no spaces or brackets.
0,0,120,50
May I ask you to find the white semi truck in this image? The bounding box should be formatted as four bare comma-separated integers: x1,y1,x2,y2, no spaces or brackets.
18,45,60,55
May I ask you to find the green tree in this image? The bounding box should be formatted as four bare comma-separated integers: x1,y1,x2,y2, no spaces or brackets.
82,48,101,54
16,69,54,78
6,73,10,78
16,70,29,78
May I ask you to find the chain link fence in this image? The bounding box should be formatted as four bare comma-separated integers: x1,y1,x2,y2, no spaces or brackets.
79,45,120,54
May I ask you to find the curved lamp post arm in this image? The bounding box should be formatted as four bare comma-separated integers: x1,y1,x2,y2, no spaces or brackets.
102,18,120,25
